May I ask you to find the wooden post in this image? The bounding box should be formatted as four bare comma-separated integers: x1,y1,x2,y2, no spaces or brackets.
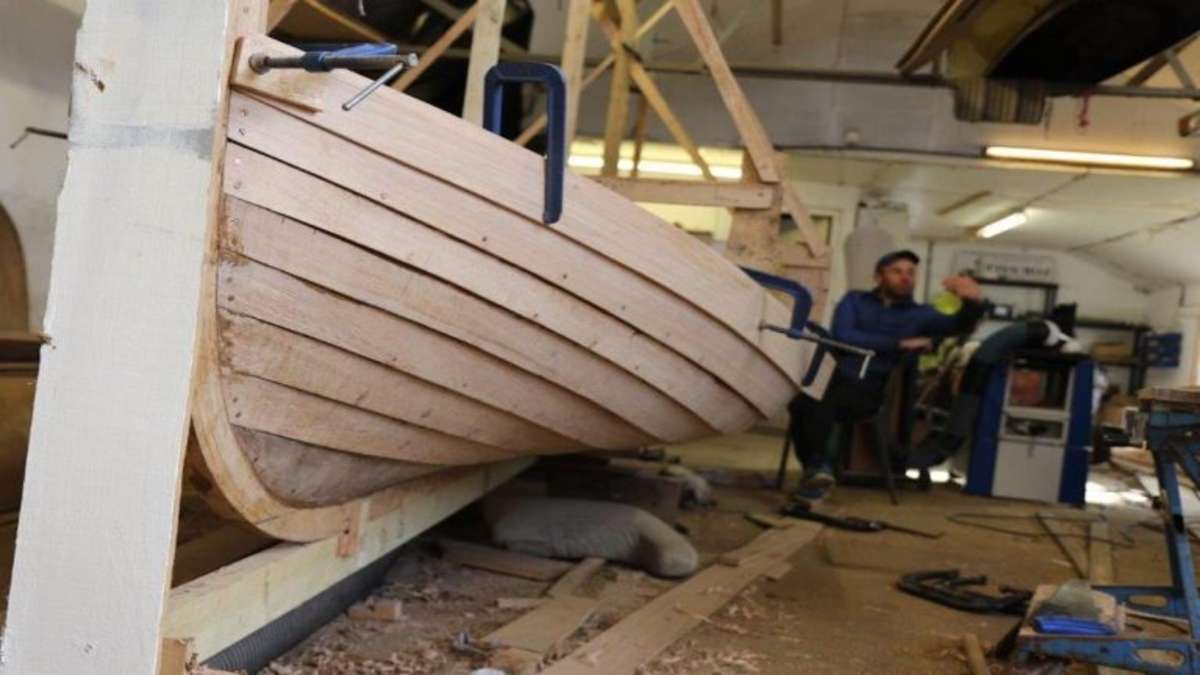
560,0,591,145
463,0,506,125
601,0,639,176
0,1,264,674
630,94,649,178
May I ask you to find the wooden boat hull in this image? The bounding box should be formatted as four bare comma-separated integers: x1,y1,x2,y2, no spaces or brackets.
189,35,826,542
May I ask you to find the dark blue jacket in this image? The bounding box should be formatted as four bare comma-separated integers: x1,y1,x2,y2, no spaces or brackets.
831,290,984,384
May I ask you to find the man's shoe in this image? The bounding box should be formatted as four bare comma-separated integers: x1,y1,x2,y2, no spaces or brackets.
793,466,835,501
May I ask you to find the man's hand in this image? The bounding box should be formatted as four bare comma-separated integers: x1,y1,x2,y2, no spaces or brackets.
942,275,983,301
899,337,933,352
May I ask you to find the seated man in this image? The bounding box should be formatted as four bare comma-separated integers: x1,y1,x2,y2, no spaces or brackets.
788,250,985,499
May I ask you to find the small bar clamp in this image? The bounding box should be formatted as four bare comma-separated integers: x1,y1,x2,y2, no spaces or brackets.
248,43,419,111
741,267,877,384
483,62,568,225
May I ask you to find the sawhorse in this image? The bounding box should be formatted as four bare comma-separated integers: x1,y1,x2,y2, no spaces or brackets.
1014,386,1200,674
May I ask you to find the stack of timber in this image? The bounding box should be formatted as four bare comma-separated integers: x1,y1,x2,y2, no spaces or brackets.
188,34,828,543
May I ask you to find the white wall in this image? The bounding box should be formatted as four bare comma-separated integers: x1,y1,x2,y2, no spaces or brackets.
1,1,82,330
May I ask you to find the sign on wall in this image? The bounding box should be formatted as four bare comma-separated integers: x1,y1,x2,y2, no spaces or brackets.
953,250,1057,284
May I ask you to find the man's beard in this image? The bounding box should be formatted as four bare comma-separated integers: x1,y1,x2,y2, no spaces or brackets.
880,284,913,302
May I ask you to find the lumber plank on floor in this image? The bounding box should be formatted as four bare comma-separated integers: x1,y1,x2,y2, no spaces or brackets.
542,521,822,675
440,539,573,581
546,558,605,599
483,595,598,655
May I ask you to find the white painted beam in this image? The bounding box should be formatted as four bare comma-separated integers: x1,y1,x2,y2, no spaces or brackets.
0,1,258,673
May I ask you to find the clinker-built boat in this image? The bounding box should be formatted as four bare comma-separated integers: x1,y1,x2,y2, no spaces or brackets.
188,34,826,542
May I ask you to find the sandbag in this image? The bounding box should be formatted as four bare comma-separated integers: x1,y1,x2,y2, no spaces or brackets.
482,496,699,578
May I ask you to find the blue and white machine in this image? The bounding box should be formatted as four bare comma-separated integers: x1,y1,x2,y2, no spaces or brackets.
966,352,1094,505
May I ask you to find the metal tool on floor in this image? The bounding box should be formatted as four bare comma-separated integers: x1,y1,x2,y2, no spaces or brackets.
897,569,1032,616
779,501,943,539
1012,386,1200,674
247,43,419,110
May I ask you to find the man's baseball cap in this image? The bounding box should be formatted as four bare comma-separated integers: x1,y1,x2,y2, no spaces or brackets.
875,249,920,272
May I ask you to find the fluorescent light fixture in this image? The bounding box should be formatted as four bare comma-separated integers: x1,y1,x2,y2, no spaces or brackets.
977,211,1028,239
568,155,743,180
985,146,1195,171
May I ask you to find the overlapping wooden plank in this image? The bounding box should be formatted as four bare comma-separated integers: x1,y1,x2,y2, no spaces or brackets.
224,373,519,464
218,256,647,448
225,199,704,442
227,35,806,386
224,102,801,416
220,312,572,451
224,148,755,433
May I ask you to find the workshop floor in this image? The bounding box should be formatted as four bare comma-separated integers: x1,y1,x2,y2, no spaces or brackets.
261,432,1187,675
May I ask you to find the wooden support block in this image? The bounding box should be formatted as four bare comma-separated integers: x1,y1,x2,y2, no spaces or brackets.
348,598,405,622
484,595,598,655
336,501,368,558
158,639,196,675
543,522,822,675
546,557,606,598
440,539,574,580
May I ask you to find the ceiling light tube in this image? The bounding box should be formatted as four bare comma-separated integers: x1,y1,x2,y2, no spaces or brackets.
985,146,1195,171
977,211,1028,239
